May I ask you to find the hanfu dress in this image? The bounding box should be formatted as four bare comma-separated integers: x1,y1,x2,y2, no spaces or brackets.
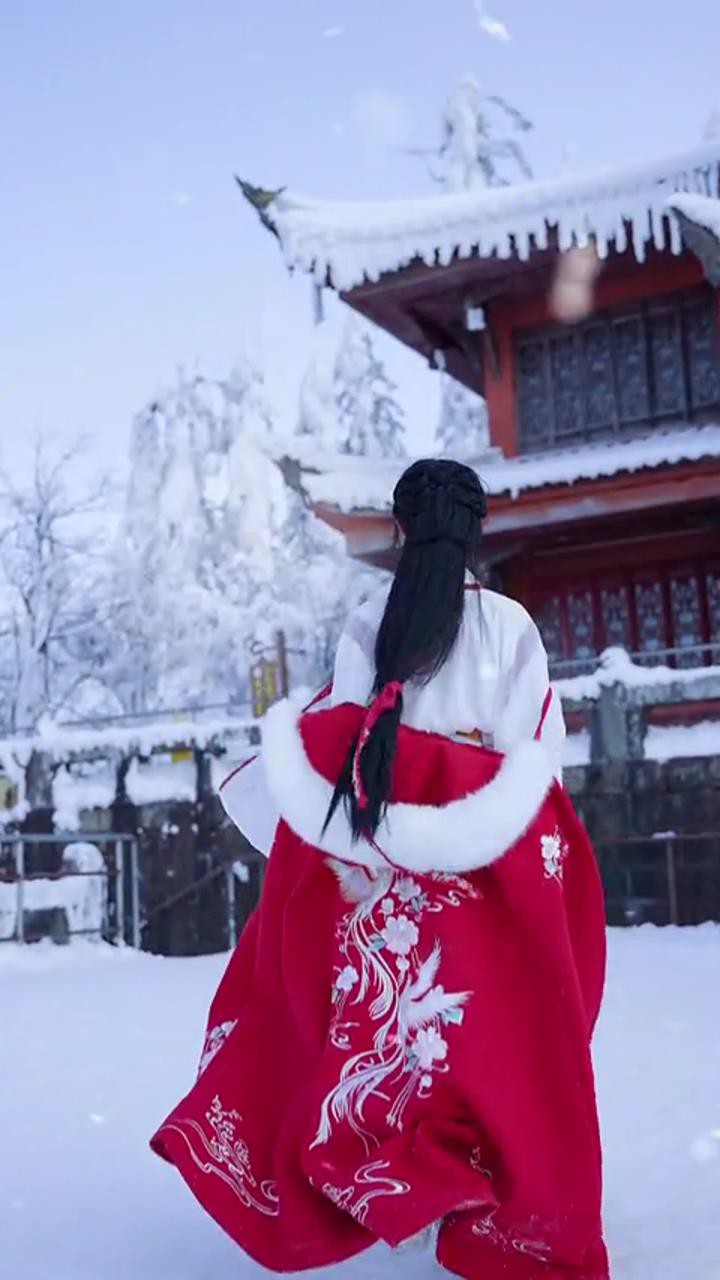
151,581,609,1280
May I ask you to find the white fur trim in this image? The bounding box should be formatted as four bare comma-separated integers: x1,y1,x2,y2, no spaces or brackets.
261,699,554,874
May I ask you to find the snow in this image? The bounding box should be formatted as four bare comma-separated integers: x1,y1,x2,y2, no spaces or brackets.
556,646,720,703
473,1,510,42
291,424,720,511
267,141,720,290
53,761,117,830
564,730,591,767
0,716,258,828
2,930,719,1278
563,721,720,769
3,715,256,768
435,375,489,457
334,316,406,458
668,192,720,239
432,77,532,192
0,842,107,941
126,757,197,806
645,720,720,764
296,342,339,450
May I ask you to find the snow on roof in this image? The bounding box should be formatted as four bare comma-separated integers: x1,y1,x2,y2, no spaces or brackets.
667,192,720,240
0,712,259,768
291,424,720,513
267,142,720,290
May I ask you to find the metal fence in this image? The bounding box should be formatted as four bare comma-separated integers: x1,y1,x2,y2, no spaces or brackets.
0,832,140,947
596,831,720,926
2,827,718,951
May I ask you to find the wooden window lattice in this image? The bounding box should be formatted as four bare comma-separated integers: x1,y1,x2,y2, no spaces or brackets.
515,288,720,452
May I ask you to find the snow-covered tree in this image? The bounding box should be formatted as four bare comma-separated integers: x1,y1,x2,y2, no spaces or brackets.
115,362,367,709
112,364,276,711
435,375,489,458
0,441,108,733
296,345,339,451
421,75,532,192
335,318,406,458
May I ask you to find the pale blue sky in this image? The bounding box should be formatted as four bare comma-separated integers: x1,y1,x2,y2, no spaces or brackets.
2,0,719,481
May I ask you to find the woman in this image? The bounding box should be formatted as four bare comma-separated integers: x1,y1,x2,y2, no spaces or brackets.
151,460,609,1280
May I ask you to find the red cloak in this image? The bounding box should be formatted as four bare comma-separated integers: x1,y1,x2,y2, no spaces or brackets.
151,700,609,1279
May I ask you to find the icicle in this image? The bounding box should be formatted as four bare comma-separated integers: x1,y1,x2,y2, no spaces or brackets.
632,207,650,262
651,204,665,252
312,282,325,325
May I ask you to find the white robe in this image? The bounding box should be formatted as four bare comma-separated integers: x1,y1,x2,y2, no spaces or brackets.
221,580,564,856
332,577,565,772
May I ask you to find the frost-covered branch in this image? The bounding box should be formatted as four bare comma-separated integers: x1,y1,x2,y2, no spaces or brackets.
418,75,533,192
0,437,109,732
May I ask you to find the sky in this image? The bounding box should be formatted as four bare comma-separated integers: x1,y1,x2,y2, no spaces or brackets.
2,0,720,489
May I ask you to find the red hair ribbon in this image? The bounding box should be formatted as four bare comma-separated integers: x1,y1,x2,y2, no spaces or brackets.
535,687,553,741
352,680,404,811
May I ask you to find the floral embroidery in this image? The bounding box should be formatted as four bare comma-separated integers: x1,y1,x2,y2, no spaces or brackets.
316,868,476,1151
541,829,568,882
321,1160,410,1227
469,1146,493,1179
198,1020,237,1075
412,1025,448,1071
159,1096,279,1216
334,965,359,995
395,877,421,903
472,1209,551,1262
381,913,419,956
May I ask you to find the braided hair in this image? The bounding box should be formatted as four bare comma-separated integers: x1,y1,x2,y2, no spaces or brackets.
325,459,487,842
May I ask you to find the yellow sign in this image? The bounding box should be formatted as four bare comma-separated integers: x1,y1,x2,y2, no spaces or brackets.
0,774,18,811
251,658,280,718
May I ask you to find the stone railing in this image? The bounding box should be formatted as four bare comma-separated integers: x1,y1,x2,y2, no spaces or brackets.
554,648,720,764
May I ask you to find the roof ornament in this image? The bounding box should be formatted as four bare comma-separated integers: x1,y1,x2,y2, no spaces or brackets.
666,194,720,287
234,177,286,235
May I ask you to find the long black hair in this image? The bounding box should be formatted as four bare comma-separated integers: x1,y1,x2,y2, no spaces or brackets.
325,458,487,842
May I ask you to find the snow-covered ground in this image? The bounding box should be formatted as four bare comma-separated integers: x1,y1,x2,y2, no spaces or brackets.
1,930,719,1280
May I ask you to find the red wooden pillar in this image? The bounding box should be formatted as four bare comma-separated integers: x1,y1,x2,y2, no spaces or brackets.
484,299,518,457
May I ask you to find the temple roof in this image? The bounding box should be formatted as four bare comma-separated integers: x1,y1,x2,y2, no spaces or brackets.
281,424,720,513
252,142,720,291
